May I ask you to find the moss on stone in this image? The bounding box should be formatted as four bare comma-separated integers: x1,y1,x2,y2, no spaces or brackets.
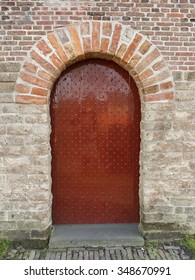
0,239,12,260
182,235,195,260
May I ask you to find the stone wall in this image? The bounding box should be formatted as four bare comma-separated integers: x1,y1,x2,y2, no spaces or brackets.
141,71,195,238
0,75,51,240
0,0,195,242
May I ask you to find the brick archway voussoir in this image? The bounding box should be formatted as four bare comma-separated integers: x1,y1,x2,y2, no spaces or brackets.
15,21,174,104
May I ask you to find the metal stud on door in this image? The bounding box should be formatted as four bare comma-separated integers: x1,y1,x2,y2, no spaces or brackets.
50,59,141,224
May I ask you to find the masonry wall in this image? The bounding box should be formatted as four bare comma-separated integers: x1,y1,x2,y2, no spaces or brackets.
0,0,195,242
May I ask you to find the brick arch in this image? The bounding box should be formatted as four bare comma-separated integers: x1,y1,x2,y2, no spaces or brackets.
15,21,174,104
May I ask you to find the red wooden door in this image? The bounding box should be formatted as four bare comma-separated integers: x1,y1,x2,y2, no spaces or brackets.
50,59,141,224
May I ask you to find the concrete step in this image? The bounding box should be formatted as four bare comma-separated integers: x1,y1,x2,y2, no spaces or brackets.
49,224,144,248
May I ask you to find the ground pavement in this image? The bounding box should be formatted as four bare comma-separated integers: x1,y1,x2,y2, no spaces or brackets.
5,245,191,260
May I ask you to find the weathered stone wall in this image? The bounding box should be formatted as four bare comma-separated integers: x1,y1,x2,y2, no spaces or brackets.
141,71,195,238
0,0,195,242
0,79,52,240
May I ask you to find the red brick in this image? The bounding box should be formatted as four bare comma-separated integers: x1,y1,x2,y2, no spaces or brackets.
81,22,90,35
115,43,127,59
143,71,171,88
113,55,128,69
160,81,173,90
152,60,166,71
130,54,141,68
103,22,112,36
144,84,160,95
64,43,76,60
135,48,161,74
123,34,142,63
144,92,174,102
15,83,30,94
16,95,48,104
31,87,48,96
30,50,57,76
20,72,51,89
109,24,122,56
47,33,69,64
23,62,38,73
132,75,141,87
92,22,101,53
56,28,70,45
83,37,91,54
138,68,154,81
125,63,134,73
38,70,55,82
139,40,152,55
68,25,83,57
1,9,194,74
36,40,52,55
100,37,110,54
49,53,64,70
168,13,184,18
36,21,55,25
143,71,170,87
176,52,193,57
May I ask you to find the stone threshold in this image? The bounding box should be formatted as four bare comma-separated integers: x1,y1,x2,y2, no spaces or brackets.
49,224,144,248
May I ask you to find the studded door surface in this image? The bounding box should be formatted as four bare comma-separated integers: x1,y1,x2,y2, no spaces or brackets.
51,59,141,224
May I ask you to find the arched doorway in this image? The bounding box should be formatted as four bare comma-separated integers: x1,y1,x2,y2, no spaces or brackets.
14,21,175,240
50,58,141,224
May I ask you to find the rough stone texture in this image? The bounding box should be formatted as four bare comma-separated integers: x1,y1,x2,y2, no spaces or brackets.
0,103,51,240
0,0,195,241
140,72,195,238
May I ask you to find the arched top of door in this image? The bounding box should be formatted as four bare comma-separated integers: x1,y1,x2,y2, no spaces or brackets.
14,21,174,105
